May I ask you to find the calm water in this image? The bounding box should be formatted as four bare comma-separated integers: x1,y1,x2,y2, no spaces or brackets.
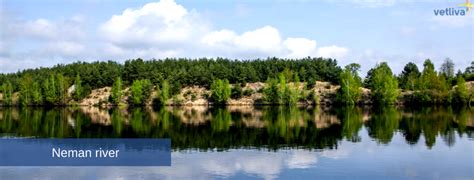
0,106,473,179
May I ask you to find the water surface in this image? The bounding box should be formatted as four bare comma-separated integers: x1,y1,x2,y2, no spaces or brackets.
0,106,473,179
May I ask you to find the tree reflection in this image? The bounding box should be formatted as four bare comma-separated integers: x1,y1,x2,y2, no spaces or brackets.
0,106,472,150
366,106,400,144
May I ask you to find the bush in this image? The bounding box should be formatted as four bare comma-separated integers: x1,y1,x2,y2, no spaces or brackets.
210,79,231,104
111,77,123,105
452,77,469,104
130,79,153,105
231,83,243,99
369,63,399,104
336,66,361,105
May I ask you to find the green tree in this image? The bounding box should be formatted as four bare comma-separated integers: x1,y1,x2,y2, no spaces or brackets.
43,74,58,105
399,62,420,90
440,58,455,80
231,83,243,99
31,82,43,105
56,74,67,105
210,79,231,104
156,80,170,105
130,80,143,105
73,74,83,101
263,78,279,104
111,77,123,105
370,62,399,104
19,75,33,106
453,76,469,104
337,64,362,105
141,79,153,103
1,81,13,106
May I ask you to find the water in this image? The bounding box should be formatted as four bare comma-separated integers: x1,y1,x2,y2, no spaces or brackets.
0,106,473,179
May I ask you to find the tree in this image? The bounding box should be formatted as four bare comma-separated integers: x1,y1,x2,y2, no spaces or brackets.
420,59,439,90
73,74,83,101
56,74,67,105
19,75,33,106
210,79,231,104
453,76,469,104
464,61,474,81
111,77,123,105
440,58,455,79
130,80,143,105
31,82,42,105
156,80,170,105
399,62,420,90
263,78,279,104
231,83,243,99
43,74,58,105
337,64,362,105
370,63,399,104
1,81,13,106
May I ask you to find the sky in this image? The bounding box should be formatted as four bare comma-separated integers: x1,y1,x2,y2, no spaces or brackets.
0,0,473,76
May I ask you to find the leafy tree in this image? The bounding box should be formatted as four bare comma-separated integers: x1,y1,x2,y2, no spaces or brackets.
337,64,362,105
73,74,83,101
129,79,152,105
464,61,474,81
440,58,455,80
453,76,469,104
130,80,143,105
263,78,279,104
56,74,67,105
420,59,439,90
31,82,42,105
399,62,420,90
19,75,33,106
1,81,13,106
210,79,231,104
141,79,153,103
231,83,243,99
43,74,58,105
111,77,123,105
156,80,170,105
369,62,399,104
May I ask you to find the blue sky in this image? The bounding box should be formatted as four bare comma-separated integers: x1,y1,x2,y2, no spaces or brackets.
0,0,472,76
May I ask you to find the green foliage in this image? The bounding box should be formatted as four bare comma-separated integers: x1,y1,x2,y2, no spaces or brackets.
130,79,153,105
72,75,84,101
1,81,13,106
464,61,474,81
263,78,279,104
337,64,362,105
42,74,68,105
111,77,123,105
452,77,469,104
31,82,42,105
231,83,243,99
210,79,231,104
155,80,170,105
369,63,399,104
263,70,302,105
0,57,342,93
19,75,33,106
440,58,455,80
399,62,420,90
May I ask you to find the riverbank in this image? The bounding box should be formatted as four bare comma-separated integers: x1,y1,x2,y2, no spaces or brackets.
1,81,473,107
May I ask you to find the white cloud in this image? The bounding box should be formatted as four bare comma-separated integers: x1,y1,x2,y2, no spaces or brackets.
1,0,349,72
317,45,349,59
99,0,348,60
283,38,318,58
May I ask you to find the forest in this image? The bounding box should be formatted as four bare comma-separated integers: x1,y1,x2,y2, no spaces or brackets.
0,57,472,106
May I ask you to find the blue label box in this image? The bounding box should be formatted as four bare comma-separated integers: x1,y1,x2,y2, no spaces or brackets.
0,138,171,166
